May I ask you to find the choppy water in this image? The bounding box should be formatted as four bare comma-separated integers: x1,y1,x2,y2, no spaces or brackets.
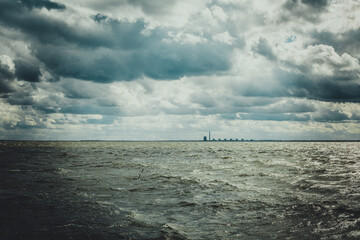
0,141,360,239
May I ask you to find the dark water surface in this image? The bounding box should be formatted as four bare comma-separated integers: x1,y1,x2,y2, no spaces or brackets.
0,141,360,239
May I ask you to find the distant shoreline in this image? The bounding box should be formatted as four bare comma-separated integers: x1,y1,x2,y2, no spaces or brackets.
1,140,360,142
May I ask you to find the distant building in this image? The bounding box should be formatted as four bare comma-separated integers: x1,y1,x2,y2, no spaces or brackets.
203,136,207,141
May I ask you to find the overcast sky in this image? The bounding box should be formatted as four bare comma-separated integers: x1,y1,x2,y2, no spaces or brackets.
0,0,360,140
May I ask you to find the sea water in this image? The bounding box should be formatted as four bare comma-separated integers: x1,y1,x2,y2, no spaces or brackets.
0,141,359,239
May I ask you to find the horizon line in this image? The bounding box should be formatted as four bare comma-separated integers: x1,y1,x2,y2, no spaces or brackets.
1,139,360,142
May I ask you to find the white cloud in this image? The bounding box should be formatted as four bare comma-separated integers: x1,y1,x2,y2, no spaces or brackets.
0,55,15,71
315,0,360,33
210,5,228,22
277,44,360,78
212,31,235,45
165,32,207,45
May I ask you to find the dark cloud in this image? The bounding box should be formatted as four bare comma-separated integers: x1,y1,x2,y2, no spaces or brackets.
6,87,35,106
310,28,360,57
0,61,14,81
284,0,329,11
91,13,108,23
0,57,38,107
235,81,285,98
251,37,277,61
276,69,360,102
0,1,232,83
0,58,39,106
301,0,329,10
312,109,353,122
281,0,329,23
0,60,15,93
141,41,231,80
0,81,13,94
14,59,41,82
227,64,360,103
20,0,66,10
0,1,112,48
33,31,231,82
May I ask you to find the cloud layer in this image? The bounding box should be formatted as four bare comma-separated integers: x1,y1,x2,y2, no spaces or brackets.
0,0,360,140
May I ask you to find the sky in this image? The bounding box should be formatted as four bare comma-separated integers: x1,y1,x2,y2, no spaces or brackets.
0,0,360,140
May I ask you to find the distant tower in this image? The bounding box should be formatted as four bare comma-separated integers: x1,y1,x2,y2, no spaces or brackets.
203,136,207,141
209,131,211,141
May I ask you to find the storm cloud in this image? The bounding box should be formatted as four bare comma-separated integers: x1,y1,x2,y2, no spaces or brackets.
20,0,66,10
281,0,330,22
0,0,232,83
14,59,41,82
0,0,359,140
0,57,15,94
311,28,360,58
